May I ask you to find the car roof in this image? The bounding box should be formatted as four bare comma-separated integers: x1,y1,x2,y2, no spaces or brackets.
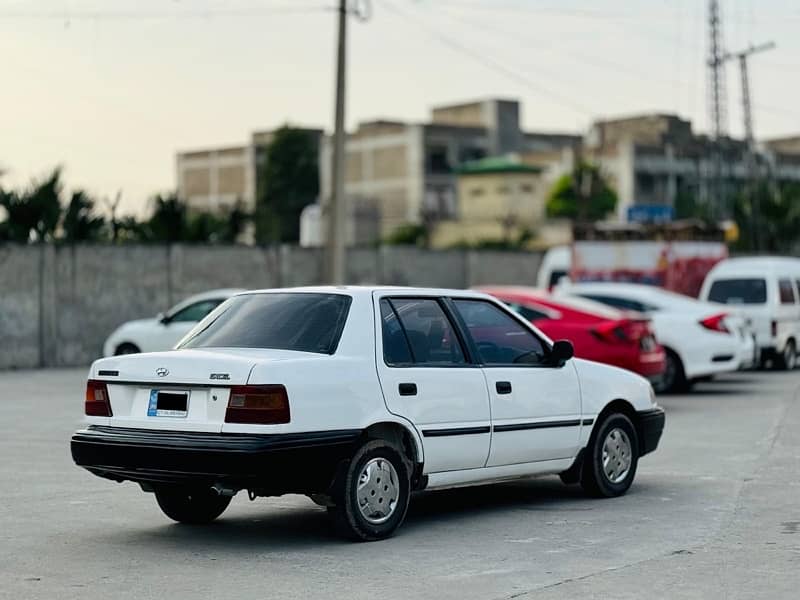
237,285,499,301
708,256,800,275
563,281,716,311
477,285,630,320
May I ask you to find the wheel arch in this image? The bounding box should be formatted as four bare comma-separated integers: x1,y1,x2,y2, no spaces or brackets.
360,421,426,490
591,398,645,453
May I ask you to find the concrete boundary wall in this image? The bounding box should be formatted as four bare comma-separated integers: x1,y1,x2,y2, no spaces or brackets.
0,244,543,369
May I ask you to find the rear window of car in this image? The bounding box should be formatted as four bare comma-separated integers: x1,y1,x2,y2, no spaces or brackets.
707,278,767,304
177,293,351,354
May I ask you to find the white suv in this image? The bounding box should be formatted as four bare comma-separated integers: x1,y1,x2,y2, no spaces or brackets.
71,287,664,541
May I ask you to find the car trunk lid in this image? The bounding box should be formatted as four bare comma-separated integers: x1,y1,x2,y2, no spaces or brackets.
90,348,298,432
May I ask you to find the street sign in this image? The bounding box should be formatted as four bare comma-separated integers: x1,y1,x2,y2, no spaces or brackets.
626,204,674,224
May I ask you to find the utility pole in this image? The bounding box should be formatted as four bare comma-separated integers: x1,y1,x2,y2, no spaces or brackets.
326,0,349,285
707,0,727,219
326,0,371,284
722,41,776,251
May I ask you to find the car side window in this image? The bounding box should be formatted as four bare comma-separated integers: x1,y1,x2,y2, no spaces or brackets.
503,301,550,322
778,279,796,305
581,294,649,312
169,299,224,323
453,299,547,366
381,298,466,366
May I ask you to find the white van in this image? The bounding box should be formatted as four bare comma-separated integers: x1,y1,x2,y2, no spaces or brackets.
537,245,571,289
699,257,800,369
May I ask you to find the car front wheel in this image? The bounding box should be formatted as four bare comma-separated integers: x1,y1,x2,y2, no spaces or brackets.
328,439,411,542
155,487,231,524
581,413,639,497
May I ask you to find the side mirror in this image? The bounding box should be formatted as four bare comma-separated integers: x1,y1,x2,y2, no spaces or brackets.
157,312,170,325
550,340,574,366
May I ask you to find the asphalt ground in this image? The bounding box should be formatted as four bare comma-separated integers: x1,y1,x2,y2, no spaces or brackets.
1,367,798,599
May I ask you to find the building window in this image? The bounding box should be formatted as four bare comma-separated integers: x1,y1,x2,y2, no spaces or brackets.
470,186,485,197
459,147,486,163
496,185,510,194
520,183,534,193
426,145,451,174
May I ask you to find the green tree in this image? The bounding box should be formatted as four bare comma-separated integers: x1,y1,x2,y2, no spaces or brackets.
0,168,63,242
546,162,617,221
61,190,107,242
255,127,319,244
143,193,187,243
384,223,428,247
733,181,800,253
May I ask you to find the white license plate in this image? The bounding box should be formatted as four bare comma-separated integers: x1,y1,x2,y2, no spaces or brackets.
148,390,189,418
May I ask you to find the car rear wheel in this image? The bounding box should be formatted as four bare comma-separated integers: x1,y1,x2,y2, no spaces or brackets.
155,487,232,524
114,342,141,355
654,348,689,394
328,439,411,542
776,340,797,370
581,413,639,498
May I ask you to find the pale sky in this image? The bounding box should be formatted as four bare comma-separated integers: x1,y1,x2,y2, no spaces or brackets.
2,0,798,215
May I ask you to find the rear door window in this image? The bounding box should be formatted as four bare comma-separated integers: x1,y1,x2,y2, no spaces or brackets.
382,298,466,366
779,279,797,305
578,294,651,313
707,278,767,304
453,299,547,366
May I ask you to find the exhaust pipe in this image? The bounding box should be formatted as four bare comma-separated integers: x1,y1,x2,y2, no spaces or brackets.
211,483,238,497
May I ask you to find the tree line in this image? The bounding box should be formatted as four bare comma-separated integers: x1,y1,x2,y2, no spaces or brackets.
0,127,320,246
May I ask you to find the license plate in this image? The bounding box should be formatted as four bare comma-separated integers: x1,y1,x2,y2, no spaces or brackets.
148,390,189,417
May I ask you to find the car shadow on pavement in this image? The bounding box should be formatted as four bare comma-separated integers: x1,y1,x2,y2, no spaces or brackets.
93,478,665,550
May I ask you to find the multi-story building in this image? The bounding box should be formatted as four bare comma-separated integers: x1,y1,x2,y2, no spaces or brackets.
530,113,800,221
176,127,323,214
318,99,579,238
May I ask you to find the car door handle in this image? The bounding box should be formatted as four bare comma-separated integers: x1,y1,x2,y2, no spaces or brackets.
398,383,417,396
496,381,512,395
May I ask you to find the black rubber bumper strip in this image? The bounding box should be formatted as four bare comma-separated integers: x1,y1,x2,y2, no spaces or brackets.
638,407,666,456
422,426,491,437
493,419,581,433
70,425,363,487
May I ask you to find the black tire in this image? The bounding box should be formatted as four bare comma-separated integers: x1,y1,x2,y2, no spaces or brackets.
115,342,141,355
775,340,797,371
654,348,688,394
328,439,411,542
580,413,639,498
155,488,231,524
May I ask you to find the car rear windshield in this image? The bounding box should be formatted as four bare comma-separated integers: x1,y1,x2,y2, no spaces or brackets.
707,278,767,304
177,293,352,354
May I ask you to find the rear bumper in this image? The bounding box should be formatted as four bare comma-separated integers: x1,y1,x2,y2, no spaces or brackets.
71,425,361,493
638,407,665,457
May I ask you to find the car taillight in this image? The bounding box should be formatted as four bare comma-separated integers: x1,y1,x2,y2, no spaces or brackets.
85,379,112,416
700,313,729,333
591,319,645,345
225,385,290,424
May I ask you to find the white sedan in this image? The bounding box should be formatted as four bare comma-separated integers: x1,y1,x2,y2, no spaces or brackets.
102,289,245,356
72,286,664,541
557,282,756,392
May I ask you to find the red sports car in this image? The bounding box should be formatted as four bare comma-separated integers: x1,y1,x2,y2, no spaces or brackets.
479,286,666,383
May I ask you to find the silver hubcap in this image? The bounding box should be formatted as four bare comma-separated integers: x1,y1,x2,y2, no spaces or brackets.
356,458,399,525
602,428,633,484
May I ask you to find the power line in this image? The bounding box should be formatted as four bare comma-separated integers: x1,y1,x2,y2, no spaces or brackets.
0,4,330,21
382,0,595,117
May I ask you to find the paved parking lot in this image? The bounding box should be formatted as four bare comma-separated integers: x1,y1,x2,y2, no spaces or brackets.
1,368,798,599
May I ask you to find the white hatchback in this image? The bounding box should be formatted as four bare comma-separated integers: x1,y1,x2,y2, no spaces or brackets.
102,289,245,357
556,282,756,392
72,286,664,541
